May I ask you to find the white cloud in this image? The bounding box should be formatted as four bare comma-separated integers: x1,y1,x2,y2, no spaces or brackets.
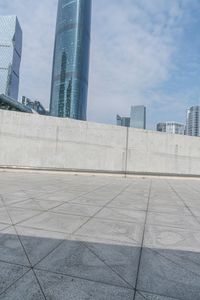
0,0,199,126
88,0,189,124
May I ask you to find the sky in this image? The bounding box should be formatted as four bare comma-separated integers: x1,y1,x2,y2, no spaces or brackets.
1,0,200,129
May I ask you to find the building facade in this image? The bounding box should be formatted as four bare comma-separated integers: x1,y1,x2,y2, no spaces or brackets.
116,115,130,127
157,123,166,132
0,94,32,113
186,106,200,137
50,0,92,120
0,16,22,100
22,96,47,115
157,122,185,135
130,105,146,129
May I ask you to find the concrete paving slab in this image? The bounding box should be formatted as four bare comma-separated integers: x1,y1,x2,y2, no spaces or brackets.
36,269,135,300
135,291,181,299
148,204,190,215
16,226,66,266
5,207,42,225
0,222,10,231
0,261,29,294
137,247,200,300
76,218,143,245
107,198,148,211
144,225,200,252
19,211,89,234
69,195,113,206
95,207,146,224
0,207,12,224
52,203,101,217
84,241,140,288
0,270,45,300
1,171,200,299
9,199,64,211
34,191,84,202
0,226,30,266
36,239,132,288
146,211,200,230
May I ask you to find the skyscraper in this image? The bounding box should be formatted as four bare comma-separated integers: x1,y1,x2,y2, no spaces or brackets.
0,16,22,100
50,0,92,120
186,106,200,136
130,105,146,129
116,115,130,127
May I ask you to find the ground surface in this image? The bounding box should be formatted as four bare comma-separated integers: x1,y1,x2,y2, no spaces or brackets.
0,171,200,299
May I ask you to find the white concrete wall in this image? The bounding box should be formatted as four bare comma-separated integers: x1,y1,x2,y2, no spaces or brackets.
1,110,200,176
0,110,127,172
127,128,200,175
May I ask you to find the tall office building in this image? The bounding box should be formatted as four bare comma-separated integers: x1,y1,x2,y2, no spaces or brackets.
186,106,200,136
116,115,130,127
0,16,22,100
130,105,146,129
157,122,185,135
50,0,92,120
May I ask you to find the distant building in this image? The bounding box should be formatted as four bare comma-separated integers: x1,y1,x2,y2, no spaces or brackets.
50,0,92,120
157,122,185,135
157,123,166,132
116,115,130,127
0,16,22,100
22,96,47,115
130,105,146,129
186,106,200,137
0,94,32,113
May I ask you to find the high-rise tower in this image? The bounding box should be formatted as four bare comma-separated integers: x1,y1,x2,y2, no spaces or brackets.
50,0,92,120
0,16,22,100
186,106,200,136
130,105,146,129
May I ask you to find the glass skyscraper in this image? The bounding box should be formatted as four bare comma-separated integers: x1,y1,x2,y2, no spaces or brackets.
130,105,146,129
50,0,92,120
116,115,130,127
186,106,200,136
0,16,22,100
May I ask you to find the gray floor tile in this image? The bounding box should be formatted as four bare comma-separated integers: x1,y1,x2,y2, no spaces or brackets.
0,270,45,300
52,203,101,217
0,207,12,225
10,199,64,211
35,192,84,202
16,226,66,266
0,227,30,266
5,207,42,225
36,239,132,288
95,207,146,223
135,291,181,299
144,225,200,252
148,204,190,216
19,212,89,234
70,195,111,206
85,241,140,287
36,269,135,300
146,211,200,230
75,218,143,245
0,223,10,231
108,198,148,211
0,261,29,294
137,247,200,300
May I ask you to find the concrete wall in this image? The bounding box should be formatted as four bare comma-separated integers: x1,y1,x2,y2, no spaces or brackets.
1,110,200,176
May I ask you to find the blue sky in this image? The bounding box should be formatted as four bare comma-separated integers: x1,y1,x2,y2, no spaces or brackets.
1,0,200,129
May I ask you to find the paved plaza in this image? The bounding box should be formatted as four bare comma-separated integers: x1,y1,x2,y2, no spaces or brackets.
0,171,200,299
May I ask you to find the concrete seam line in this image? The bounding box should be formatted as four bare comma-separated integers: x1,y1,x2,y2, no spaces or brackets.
124,126,129,178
